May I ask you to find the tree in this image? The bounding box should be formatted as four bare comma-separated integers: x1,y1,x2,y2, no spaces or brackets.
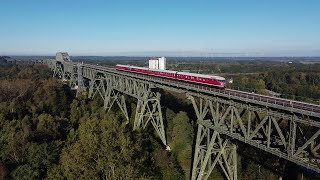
170,111,193,179
51,111,155,179
10,165,39,180
0,163,9,180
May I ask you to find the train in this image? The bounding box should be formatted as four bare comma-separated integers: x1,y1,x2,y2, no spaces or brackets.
115,64,226,88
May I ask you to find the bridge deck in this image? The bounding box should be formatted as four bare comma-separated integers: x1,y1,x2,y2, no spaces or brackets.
83,63,320,118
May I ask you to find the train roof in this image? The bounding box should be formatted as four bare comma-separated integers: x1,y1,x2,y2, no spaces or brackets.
117,64,177,73
116,64,149,70
177,72,225,80
116,64,225,80
149,68,178,74
116,64,127,66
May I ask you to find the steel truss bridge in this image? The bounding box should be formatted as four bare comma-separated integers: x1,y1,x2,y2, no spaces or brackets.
44,59,320,180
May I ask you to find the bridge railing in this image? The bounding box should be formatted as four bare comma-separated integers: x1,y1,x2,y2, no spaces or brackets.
83,64,320,117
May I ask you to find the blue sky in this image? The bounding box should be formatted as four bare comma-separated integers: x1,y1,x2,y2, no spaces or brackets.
0,0,320,56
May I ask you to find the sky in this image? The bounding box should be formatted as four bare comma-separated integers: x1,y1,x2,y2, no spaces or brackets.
0,0,320,56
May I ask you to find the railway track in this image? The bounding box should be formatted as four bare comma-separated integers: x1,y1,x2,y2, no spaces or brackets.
84,63,320,116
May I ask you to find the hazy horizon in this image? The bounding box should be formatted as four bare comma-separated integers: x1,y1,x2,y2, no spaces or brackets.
3,51,320,58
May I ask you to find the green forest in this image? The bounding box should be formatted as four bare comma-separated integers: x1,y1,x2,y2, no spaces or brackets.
0,62,319,180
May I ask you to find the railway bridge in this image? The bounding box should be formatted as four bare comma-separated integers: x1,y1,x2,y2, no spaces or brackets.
45,58,320,180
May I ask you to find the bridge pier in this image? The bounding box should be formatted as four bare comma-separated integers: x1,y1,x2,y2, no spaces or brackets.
45,58,320,176
63,63,78,89
53,62,63,78
88,75,105,99
84,72,168,147
188,94,238,180
75,63,84,95
134,92,167,148
104,87,129,124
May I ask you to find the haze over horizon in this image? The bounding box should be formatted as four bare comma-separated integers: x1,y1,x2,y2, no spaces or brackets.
1,0,320,56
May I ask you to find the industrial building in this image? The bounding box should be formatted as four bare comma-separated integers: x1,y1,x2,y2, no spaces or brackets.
149,57,166,70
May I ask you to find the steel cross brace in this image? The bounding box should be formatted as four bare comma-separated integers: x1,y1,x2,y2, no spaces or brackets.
104,87,129,124
192,123,237,180
88,77,106,100
187,92,320,174
134,92,168,149
189,94,238,180
53,62,63,78
67,66,78,89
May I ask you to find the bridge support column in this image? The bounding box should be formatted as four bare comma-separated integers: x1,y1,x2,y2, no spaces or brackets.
53,62,63,78
134,92,168,148
88,77,106,99
75,63,84,96
68,66,78,89
104,87,129,124
188,94,237,180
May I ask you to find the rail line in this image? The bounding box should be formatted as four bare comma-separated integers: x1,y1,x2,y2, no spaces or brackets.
83,63,320,117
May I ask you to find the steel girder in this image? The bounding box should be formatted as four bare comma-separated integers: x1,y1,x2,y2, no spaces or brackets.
53,62,63,78
86,72,130,123
80,67,168,147
104,87,129,124
188,92,320,177
88,73,105,99
47,60,320,177
192,123,237,180
76,63,84,93
134,92,167,147
53,61,76,84
189,95,238,180
102,73,167,147
64,62,78,88
104,73,153,100
54,62,82,91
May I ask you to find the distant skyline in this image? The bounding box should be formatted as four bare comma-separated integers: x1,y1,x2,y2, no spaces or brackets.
1,0,320,56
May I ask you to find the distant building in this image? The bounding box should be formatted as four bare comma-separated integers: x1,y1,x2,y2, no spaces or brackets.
149,59,159,69
149,57,166,70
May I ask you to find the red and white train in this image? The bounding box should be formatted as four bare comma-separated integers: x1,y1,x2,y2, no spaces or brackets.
116,64,226,88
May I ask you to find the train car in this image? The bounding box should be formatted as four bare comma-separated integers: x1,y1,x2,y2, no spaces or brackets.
148,68,177,79
115,64,226,88
116,64,131,71
130,66,149,74
176,72,226,88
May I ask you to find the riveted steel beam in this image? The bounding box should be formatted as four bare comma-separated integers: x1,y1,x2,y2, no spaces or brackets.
88,75,106,100
189,95,238,180
53,62,63,78
104,86,129,124
187,92,320,175
80,67,168,147
133,92,167,147
46,60,320,175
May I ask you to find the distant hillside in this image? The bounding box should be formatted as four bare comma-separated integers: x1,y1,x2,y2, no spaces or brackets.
0,56,16,65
